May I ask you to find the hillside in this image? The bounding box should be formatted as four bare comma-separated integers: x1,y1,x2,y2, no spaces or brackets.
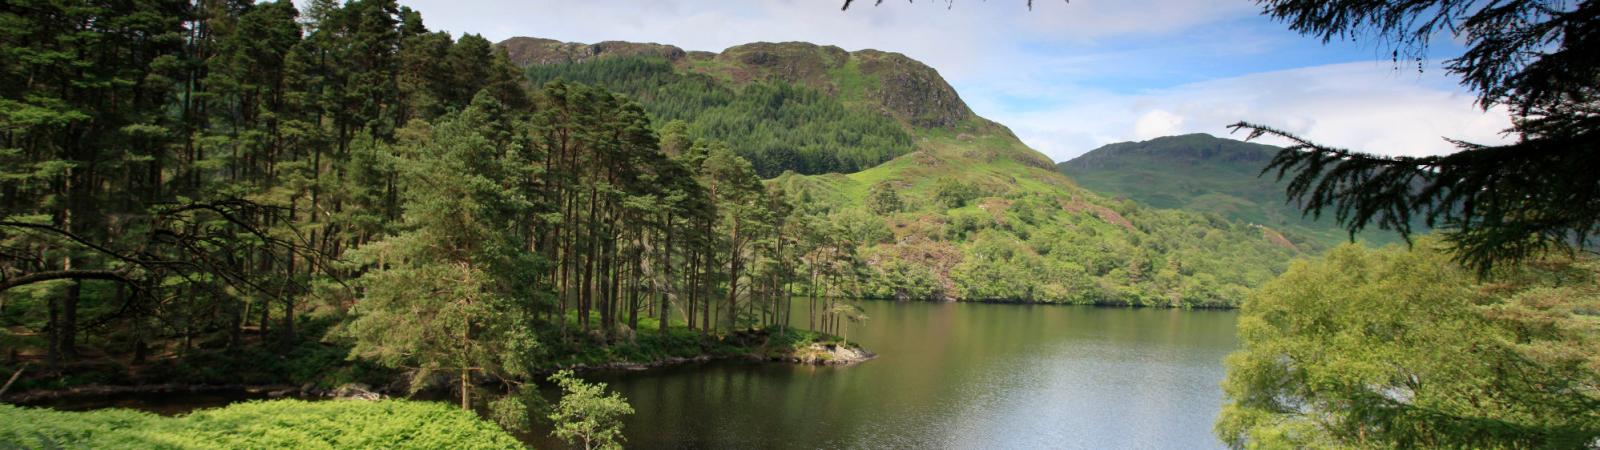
501,37,1023,177
500,37,1305,307
1059,134,1406,247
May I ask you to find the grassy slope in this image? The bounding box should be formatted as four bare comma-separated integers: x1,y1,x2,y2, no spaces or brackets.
1058,134,1406,247
506,38,1305,307
696,45,1304,306
0,400,522,449
775,120,1303,307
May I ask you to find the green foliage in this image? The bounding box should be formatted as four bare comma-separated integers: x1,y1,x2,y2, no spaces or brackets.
1218,240,1600,449
0,400,523,449
344,95,538,405
865,181,903,215
790,138,1300,306
0,0,864,421
931,179,981,209
487,385,545,434
548,370,634,450
525,56,914,177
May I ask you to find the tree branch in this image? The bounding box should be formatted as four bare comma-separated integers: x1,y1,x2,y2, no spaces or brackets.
0,269,132,292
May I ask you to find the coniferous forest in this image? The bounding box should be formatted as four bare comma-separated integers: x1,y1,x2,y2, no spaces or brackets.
0,0,872,435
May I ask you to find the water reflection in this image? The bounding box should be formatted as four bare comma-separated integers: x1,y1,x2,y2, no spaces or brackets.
532,301,1238,449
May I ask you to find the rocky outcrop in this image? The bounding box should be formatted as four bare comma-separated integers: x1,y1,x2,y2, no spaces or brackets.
718,42,849,85
328,383,383,400
781,343,877,366
497,37,974,131
499,37,686,66
854,50,972,128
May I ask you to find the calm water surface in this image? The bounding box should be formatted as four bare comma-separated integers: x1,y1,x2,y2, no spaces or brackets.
533,301,1239,449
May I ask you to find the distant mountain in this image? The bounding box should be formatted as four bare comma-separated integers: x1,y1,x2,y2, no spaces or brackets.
499,37,1305,307
1058,134,1404,247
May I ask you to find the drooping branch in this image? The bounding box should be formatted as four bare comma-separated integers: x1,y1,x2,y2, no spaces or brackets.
0,269,132,292
1230,118,1600,275
0,221,148,267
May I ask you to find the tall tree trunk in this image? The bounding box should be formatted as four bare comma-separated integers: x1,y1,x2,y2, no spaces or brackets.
460,367,471,410
59,281,79,360
659,215,672,335
47,295,60,367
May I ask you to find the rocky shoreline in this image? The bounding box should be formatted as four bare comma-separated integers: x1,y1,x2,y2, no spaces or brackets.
548,341,877,372
2,341,875,406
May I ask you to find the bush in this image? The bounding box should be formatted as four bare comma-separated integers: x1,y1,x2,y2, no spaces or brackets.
1218,241,1600,448
0,399,523,449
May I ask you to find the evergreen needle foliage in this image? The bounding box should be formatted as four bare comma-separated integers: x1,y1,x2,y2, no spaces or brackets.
0,0,874,428
1235,0,1600,274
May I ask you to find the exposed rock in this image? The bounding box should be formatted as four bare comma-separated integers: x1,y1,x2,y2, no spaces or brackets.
854,49,972,128
718,42,849,85
784,343,877,366
497,37,974,132
329,383,383,401
499,37,686,66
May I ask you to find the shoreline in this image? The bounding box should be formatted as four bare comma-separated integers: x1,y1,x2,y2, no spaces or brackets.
852,295,1241,310
2,334,875,407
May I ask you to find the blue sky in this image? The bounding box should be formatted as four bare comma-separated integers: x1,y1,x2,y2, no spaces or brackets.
388,0,1514,162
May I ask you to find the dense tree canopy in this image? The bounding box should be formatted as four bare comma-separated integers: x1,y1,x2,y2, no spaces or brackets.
0,0,869,418
525,57,915,177
1219,240,1600,448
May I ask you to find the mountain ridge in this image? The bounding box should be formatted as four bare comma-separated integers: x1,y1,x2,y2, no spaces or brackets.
1059,133,1406,247
500,36,1304,306
498,36,1024,161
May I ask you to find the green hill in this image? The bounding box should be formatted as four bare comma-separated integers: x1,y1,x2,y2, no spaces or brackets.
502,38,977,177
1059,134,1406,247
500,37,1306,307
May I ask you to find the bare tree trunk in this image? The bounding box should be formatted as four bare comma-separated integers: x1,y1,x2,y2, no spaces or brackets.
65,281,81,357
460,368,471,410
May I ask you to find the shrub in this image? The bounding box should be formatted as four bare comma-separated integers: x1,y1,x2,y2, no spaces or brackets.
0,399,523,449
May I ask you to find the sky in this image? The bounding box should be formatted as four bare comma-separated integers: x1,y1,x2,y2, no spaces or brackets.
387,0,1516,163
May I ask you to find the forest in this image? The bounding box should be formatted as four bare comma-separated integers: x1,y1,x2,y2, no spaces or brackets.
526,56,915,177
519,47,1307,308
0,0,877,440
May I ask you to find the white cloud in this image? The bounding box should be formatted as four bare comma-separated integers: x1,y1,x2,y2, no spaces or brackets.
987,61,1516,162
391,0,1259,82
1133,110,1185,140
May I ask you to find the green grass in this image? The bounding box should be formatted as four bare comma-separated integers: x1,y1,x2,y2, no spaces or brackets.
0,399,522,449
827,57,883,109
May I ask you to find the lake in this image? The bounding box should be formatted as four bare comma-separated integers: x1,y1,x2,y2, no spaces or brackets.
530,301,1240,449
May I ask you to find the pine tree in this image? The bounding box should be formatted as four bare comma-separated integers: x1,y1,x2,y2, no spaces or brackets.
345,94,538,409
